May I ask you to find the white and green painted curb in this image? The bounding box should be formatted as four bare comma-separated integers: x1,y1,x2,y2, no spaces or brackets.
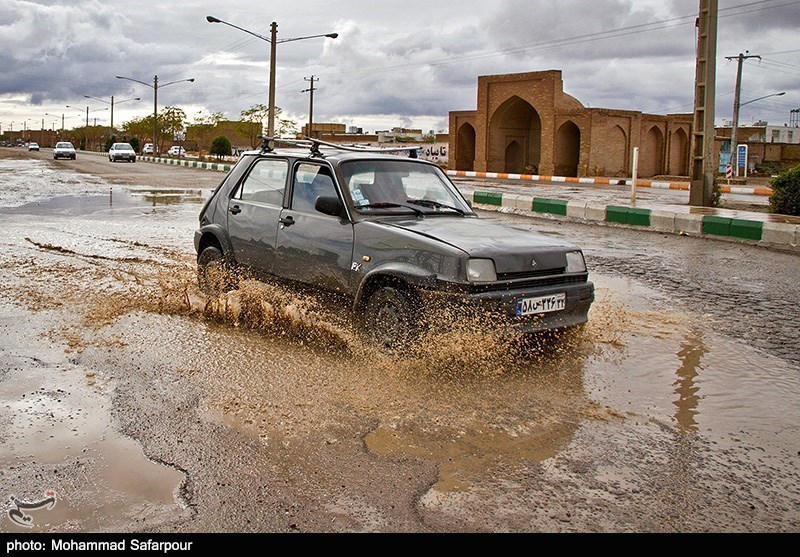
139,156,233,172
464,189,799,253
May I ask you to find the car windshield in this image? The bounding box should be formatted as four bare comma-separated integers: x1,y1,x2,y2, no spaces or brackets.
56,143,73,148
115,144,133,150
341,160,472,215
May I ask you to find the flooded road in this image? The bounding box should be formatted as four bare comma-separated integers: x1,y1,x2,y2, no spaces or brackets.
0,150,798,532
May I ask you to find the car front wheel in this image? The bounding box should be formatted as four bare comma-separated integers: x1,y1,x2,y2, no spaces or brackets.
363,286,418,353
197,245,234,295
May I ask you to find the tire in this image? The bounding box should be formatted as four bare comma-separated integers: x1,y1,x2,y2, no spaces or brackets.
197,245,232,295
362,286,417,353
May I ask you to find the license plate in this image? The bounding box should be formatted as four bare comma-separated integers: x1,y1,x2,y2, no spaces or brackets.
516,293,566,316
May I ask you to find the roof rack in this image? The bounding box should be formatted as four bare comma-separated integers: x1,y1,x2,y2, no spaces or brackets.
257,136,423,158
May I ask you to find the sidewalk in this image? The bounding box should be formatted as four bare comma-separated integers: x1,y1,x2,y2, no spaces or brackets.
455,181,799,253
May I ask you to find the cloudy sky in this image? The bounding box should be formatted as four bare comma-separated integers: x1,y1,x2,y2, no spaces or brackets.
1,0,798,135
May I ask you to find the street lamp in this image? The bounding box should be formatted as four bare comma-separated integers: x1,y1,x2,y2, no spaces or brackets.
206,15,337,138
66,105,108,127
116,74,194,155
730,91,785,176
84,94,140,129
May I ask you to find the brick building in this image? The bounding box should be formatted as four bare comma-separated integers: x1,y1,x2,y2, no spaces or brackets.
449,70,692,178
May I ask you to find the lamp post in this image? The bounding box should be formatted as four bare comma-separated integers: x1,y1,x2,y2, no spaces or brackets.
730,91,785,176
45,112,65,132
66,105,108,127
84,95,140,130
116,75,194,155
206,15,337,138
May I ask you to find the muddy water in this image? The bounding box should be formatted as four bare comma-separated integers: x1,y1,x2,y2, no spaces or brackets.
0,158,798,531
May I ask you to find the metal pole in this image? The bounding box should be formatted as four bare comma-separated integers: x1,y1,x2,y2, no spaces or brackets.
110,95,115,130
726,51,760,178
153,75,158,154
303,76,317,137
631,147,639,206
268,22,277,138
85,106,89,128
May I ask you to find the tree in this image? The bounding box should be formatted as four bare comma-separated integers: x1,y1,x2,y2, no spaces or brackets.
769,164,800,216
209,136,232,160
238,103,298,147
238,104,270,148
160,106,187,152
191,110,224,153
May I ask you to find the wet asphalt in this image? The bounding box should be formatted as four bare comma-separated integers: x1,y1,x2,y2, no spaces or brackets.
0,148,798,533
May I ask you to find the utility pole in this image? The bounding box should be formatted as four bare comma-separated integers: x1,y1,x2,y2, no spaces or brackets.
302,76,317,138
689,0,719,207
726,51,760,177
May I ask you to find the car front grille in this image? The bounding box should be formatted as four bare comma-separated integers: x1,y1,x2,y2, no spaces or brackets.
470,272,587,293
497,267,566,281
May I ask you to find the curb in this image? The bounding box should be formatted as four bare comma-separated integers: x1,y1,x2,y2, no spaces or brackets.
447,169,773,197
139,156,233,172
463,188,799,253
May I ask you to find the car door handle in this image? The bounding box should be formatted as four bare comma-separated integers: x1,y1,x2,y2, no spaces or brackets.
279,215,295,226
229,205,242,215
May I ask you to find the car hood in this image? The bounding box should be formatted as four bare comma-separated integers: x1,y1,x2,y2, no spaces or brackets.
376,216,580,273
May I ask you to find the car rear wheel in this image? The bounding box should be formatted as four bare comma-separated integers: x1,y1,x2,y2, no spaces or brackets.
363,286,417,353
197,245,233,295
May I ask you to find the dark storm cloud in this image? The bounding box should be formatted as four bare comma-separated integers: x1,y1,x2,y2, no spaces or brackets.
1,0,797,130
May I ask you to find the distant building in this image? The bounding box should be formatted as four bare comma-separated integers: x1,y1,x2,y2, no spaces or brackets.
715,121,800,173
300,122,347,138
449,70,692,178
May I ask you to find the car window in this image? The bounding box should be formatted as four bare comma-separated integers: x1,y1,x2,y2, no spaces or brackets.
290,163,336,213
341,160,470,213
237,158,288,206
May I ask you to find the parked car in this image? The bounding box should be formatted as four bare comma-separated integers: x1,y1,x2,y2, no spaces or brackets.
28,142,40,151
53,142,76,160
142,143,154,155
194,140,595,351
108,142,136,162
167,145,186,157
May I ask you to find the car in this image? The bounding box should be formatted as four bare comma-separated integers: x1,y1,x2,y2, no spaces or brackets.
143,143,154,155
194,139,594,351
28,142,39,151
167,145,186,157
108,142,136,162
53,141,76,160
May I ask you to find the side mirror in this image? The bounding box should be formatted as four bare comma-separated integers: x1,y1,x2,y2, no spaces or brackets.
315,196,345,218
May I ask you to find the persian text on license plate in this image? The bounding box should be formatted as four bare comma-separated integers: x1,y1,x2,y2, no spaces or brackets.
516,293,566,316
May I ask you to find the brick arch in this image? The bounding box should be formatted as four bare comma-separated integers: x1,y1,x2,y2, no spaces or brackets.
456,122,476,171
607,125,628,176
669,127,689,176
488,96,542,173
555,120,580,177
640,125,664,177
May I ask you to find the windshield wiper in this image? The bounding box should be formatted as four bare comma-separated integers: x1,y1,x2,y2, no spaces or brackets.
356,202,425,216
406,198,466,215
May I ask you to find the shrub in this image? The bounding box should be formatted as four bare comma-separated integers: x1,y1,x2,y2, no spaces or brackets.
128,137,140,153
769,164,800,216
209,136,232,160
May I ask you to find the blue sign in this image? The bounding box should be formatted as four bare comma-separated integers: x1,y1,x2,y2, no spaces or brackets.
737,144,748,167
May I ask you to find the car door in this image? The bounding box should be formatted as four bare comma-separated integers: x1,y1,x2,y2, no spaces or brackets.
275,162,354,293
226,157,289,275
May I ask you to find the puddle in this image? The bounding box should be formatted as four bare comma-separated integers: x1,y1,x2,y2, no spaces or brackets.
0,304,187,533
0,188,207,217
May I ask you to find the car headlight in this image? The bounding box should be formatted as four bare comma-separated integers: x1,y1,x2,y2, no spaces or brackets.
467,258,497,283
565,251,587,273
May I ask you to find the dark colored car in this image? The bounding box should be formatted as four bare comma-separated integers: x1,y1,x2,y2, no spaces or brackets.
194,140,594,350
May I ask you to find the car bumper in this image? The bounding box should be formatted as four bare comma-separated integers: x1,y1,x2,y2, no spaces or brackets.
421,280,595,333
111,155,136,161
